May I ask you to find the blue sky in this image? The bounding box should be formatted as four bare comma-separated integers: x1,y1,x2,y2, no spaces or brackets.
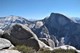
0,0,80,19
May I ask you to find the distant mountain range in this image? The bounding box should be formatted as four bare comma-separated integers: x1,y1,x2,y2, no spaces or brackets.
0,15,32,29
0,13,80,50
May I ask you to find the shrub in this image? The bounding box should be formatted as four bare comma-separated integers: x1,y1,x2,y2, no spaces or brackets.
13,45,36,53
52,49,77,53
37,48,52,53
38,48,77,53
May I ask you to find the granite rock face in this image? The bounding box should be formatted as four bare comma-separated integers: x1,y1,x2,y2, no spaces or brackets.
44,13,73,39
44,13,80,49
2,24,40,50
0,49,21,53
2,24,53,50
39,38,55,48
0,38,13,49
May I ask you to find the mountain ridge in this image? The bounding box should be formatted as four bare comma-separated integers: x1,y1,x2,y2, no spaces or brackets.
0,13,80,50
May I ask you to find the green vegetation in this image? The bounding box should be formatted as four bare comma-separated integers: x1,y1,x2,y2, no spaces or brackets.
13,45,77,53
13,45,36,53
38,48,77,53
37,48,52,53
52,49,77,53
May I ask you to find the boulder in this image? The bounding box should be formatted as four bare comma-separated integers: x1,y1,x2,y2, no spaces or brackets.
35,21,44,28
54,45,80,53
54,45,76,50
0,38,13,50
2,24,53,50
0,49,21,53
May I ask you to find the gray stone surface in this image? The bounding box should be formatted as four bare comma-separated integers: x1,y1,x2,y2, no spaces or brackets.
39,38,55,48
0,49,21,53
0,38,13,49
2,24,53,50
44,13,80,49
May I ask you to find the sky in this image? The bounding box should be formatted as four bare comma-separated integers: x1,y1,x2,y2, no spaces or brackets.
0,0,80,20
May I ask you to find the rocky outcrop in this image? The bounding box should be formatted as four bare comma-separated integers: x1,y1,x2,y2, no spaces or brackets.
30,21,48,38
0,49,21,53
0,38,13,50
54,45,80,53
2,24,53,51
39,38,55,48
54,45,77,50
